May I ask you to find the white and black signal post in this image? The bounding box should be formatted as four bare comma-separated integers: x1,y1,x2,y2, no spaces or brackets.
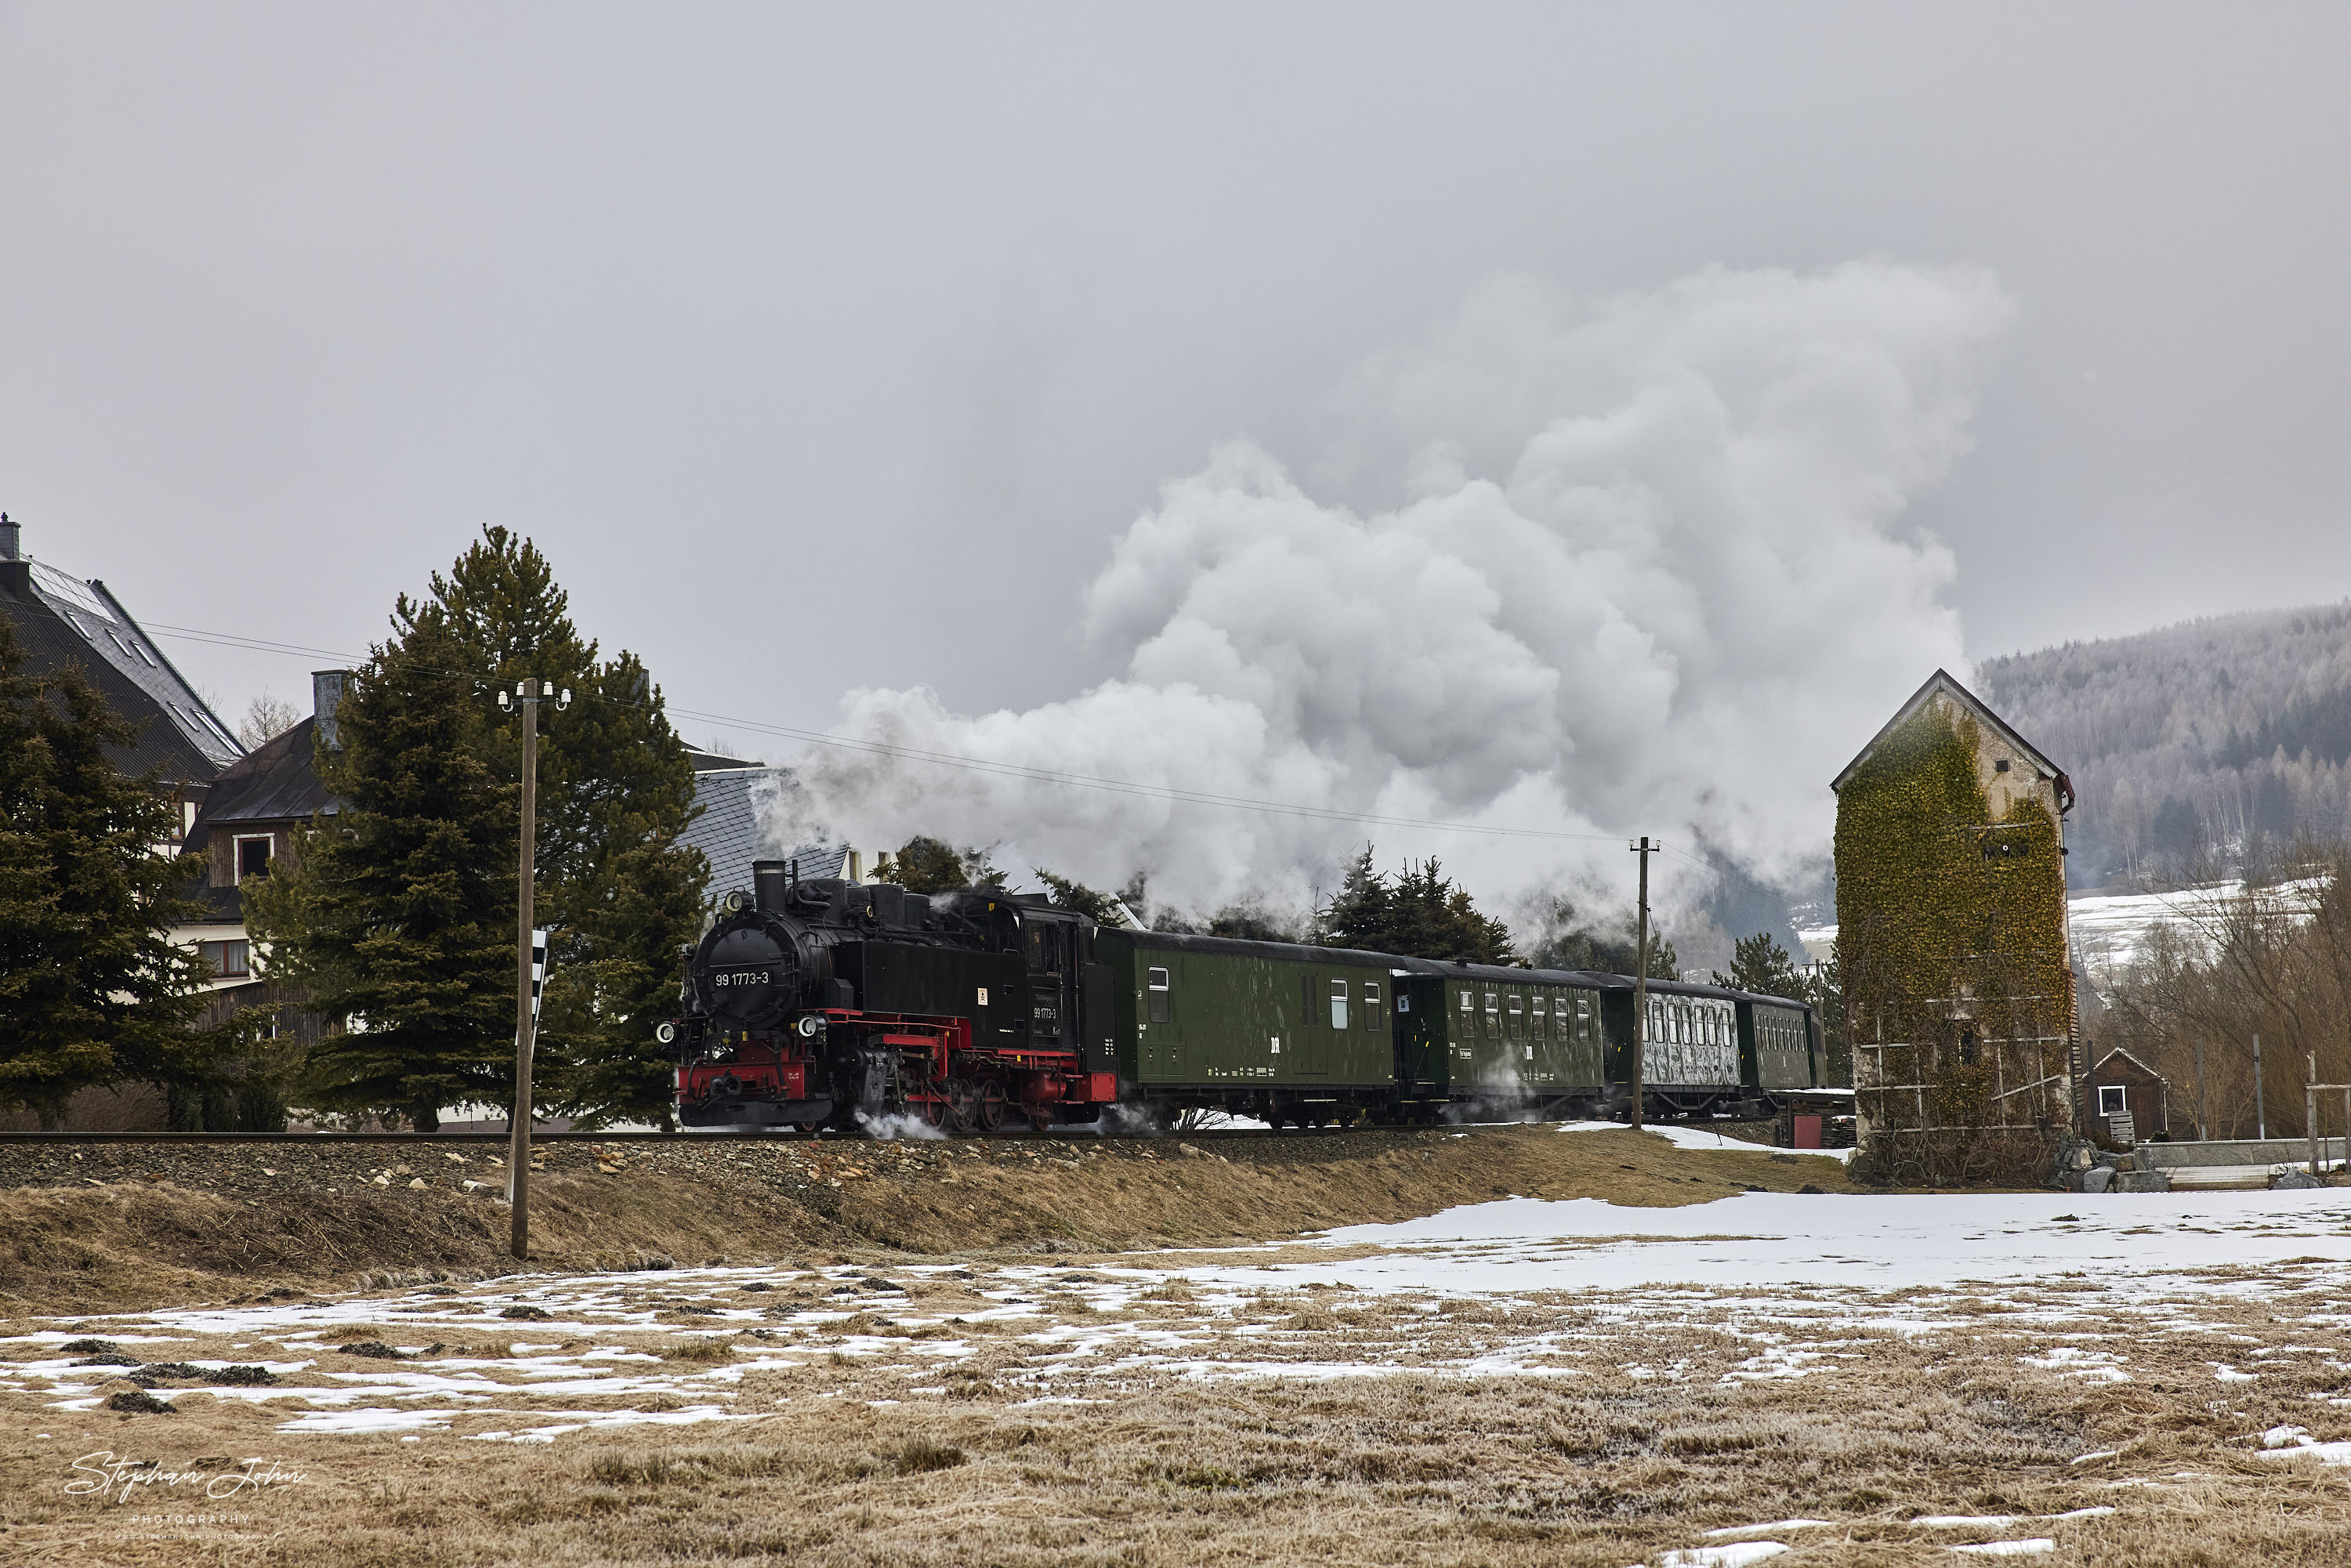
497,676,569,1260
1629,835,1654,1132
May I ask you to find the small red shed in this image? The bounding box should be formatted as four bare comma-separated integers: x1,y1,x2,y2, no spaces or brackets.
2081,1047,2168,1145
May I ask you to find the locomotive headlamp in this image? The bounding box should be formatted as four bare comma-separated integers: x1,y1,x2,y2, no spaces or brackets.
721,889,751,914
794,1015,821,1038
654,1020,677,1045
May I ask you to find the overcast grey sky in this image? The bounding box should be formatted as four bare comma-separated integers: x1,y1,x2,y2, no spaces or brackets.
4,4,2347,911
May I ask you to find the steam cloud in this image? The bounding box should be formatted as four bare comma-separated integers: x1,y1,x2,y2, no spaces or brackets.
759,262,2011,930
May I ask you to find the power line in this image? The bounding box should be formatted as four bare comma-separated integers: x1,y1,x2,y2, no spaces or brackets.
138,617,1639,846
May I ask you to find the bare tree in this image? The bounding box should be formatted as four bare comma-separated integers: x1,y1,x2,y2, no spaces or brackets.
238,691,303,750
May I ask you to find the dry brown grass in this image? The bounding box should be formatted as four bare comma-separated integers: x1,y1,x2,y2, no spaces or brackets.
6,1241,2349,1566
0,1125,1850,1316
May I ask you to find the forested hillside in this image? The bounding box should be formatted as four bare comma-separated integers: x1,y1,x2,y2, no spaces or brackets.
1976,601,2351,889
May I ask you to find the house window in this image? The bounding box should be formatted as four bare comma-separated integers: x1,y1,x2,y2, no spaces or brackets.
1361,982,1382,1030
1994,759,2012,773
236,835,273,880
199,940,250,978
1146,966,1171,1024
1328,979,1349,1031
2099,1085,2127,1117
1958,1029,1980,1066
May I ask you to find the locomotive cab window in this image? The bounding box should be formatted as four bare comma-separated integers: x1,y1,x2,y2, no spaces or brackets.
1147,966,1171,1024
1329,978,1349,1031
1025,921,1064,976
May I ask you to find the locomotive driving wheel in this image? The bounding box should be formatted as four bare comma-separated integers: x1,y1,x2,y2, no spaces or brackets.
945,1079,978,1132
976,1081,1009,1133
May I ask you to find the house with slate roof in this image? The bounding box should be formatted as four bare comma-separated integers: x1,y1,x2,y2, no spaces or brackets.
172,671,353,1030
684,765,852,899
0,515,241,842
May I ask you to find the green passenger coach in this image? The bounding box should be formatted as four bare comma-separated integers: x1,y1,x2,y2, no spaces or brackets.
1393,963,1610,1121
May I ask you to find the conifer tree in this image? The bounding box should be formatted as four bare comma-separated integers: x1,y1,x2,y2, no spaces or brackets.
1316,849,1517,964
1712,931,1808,999
248,599,514,1129
0,615,213,1123
259,527,706,1128
873,836,1005,894
426,530,705,1127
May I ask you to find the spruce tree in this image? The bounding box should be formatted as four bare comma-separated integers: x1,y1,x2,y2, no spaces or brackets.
0,614,212,1122
1317,850,1516,964
248,599,515,1129
1316,849,1396,951
425,529,705,1128
1712,931,1807,999
261,527,707,1128
873,836,1005,893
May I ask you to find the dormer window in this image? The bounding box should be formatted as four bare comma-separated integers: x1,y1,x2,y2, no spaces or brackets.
236,835,273,880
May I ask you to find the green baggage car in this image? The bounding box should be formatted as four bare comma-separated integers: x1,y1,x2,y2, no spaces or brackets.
1093,930,1407,1128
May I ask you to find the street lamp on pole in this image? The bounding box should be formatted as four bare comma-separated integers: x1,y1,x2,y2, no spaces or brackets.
497,676,569,1261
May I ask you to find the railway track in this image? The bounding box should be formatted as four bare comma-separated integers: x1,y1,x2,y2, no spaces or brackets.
0,1124,1383,1146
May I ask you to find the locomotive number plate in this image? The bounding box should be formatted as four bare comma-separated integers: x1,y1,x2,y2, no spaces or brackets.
712,968,776,988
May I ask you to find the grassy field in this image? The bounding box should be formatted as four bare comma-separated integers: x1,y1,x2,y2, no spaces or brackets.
3,1127,2347,1566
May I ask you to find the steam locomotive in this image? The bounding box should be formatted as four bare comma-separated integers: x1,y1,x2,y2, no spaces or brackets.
664,860,1831,1133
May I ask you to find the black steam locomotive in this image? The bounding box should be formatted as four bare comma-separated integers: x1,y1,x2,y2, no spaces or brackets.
661,861,1117,1131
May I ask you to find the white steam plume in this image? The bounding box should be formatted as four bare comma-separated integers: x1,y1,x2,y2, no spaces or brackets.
759,262,2010,928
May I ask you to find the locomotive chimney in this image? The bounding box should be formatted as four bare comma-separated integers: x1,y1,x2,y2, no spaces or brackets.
752,860,789,914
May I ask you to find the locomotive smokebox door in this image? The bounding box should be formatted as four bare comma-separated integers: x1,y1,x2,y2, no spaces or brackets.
1081,962,1116,1072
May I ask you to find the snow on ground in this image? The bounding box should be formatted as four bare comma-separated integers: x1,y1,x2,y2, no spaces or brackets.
1558,1119,1858,1163
14,1161,2351,1566
1259,1185,2351,1295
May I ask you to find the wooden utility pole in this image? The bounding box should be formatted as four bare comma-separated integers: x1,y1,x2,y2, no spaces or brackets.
2193,1037,2211,1142
510,679,540,1259
1630,835,1653,1131
498,677,567,1261
2255,1032,2267,1140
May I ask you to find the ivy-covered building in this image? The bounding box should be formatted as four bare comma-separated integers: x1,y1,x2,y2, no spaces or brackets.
1831,670,2078,1184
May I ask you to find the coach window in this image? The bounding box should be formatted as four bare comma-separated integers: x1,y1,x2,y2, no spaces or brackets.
1484,990,1501,1041
1457,990,1475,1037
1147,966,1172,1024
1326,978,1349,1030
1506,995,1523,1041
1362,981,1382,1030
